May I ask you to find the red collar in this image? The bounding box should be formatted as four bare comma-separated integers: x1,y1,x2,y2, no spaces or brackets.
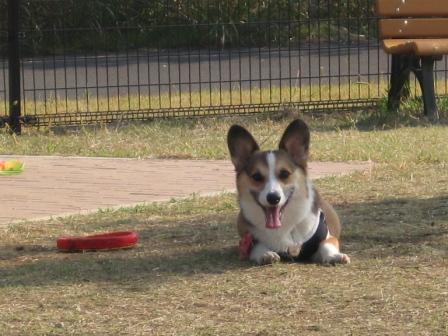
238,232,254,259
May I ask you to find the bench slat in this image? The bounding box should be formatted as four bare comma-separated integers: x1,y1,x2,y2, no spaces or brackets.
376,0,448,17
379,19,448,39
382,39,448,56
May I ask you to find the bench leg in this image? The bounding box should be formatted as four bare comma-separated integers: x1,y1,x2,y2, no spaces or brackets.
388,55,411,111
415,57,439,121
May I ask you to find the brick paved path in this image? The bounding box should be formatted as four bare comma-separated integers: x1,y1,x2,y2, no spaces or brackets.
0,155,371,225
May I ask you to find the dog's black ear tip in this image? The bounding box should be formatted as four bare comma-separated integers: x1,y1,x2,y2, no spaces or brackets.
289,118,309,131
227,124,249,139
285,119,311,140
228,124,245,132
228,124,238,132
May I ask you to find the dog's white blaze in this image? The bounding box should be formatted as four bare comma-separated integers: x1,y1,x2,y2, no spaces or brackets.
259,152,286,206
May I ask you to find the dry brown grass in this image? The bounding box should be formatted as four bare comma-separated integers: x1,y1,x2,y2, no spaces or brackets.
1,112,448,335
1,162,447,335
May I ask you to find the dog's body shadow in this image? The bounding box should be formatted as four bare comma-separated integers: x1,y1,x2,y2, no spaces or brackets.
1,195,447,288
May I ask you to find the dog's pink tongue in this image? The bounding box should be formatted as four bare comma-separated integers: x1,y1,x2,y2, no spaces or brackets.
266,207,281,229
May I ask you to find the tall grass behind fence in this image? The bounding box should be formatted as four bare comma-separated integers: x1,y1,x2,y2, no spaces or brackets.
0,0,447,128
2,0,376,54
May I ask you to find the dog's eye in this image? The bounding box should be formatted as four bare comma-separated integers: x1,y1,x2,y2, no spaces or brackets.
279,169,291,180
251,172,264,182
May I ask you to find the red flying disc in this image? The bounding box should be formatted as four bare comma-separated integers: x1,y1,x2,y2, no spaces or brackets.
57,231,138,251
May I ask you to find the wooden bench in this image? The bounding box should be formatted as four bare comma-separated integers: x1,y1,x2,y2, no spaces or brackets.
376,0,448,120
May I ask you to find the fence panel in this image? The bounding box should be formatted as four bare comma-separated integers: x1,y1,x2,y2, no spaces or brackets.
0,2,7,125
0,0,447,128
0,47,7,127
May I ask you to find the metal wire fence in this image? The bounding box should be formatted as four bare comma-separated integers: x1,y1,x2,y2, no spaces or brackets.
0,0,447,130
0,18,7,122
0,57,6,123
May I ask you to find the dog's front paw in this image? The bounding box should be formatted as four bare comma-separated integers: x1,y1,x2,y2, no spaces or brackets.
322,253,351,265
338,253,351,264
250,244,281,265
287,244,302,258
260,251,281,265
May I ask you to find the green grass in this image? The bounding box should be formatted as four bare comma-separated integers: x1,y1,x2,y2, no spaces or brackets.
1,108,448,164
1,79,447,160
1,78,447,119
1,107,448,334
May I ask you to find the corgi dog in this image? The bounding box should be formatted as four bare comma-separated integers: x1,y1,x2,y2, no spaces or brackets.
227,119,350,265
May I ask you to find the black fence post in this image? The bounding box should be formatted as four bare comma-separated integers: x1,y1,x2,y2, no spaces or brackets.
7,0,21,134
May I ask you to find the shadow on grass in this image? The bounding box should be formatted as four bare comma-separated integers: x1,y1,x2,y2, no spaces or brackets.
0,244,245,288
0,215,248,288
353,98,448,131
1,195,447,288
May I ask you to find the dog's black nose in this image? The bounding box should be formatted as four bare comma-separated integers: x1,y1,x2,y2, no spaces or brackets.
266,192,281,205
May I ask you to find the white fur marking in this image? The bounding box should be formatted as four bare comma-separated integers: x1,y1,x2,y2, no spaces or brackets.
306,179,313,201
259,152,286,207
296,209,321,244
321,242,339,257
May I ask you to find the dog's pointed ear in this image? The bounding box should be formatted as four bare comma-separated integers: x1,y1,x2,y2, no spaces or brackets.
278,119,310,168
227,125,259,171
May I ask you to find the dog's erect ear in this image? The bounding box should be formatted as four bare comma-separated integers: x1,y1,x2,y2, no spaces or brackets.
278,119,310,168
227,125,259,171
